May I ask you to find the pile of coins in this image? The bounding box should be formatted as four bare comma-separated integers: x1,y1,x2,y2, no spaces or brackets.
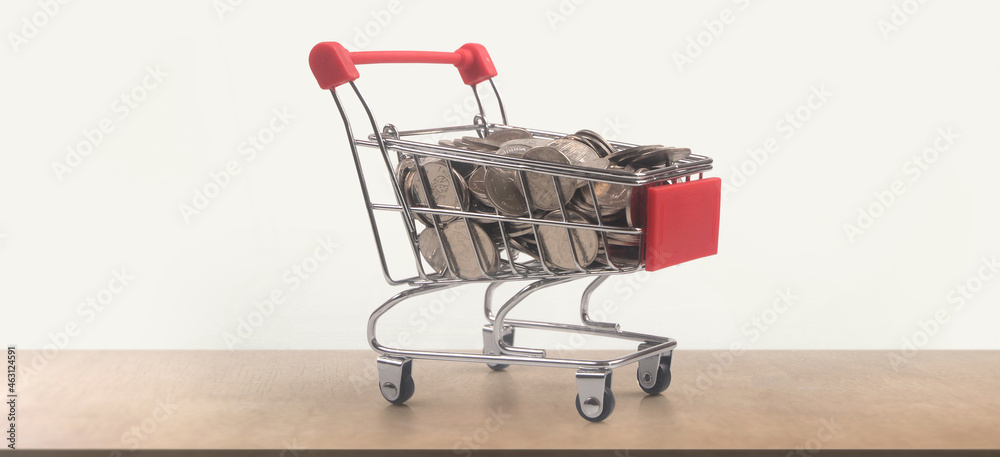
397,128,691,279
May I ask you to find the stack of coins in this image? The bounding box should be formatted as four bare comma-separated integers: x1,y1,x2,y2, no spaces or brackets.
398,128,690,279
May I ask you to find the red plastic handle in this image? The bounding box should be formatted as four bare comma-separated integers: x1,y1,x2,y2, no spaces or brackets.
309,42,497,90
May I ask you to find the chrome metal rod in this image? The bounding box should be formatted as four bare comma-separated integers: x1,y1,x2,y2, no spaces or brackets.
347,82,430,283
492,278,578,357
331,89,408,286
488,78,508,125
368,204,643,235
580,276,620,330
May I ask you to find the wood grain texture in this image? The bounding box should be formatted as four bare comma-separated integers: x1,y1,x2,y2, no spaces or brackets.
16,350,1000,449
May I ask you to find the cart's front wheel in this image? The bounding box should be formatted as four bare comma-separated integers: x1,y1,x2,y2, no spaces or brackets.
381,376,415,405
377,357,415,405
637,353,672,395
575,388,615,422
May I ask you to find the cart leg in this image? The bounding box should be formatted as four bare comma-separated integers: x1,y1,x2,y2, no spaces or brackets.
580,276,621,331
636,342,673,395
575,368,615,422
377,356,415,405
491,278,576,357
482,325,515,371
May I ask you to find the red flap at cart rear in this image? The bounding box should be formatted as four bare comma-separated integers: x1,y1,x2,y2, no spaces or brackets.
644,177,721,271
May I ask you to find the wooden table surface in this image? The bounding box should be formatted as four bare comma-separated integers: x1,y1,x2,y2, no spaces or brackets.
16,350,1000,450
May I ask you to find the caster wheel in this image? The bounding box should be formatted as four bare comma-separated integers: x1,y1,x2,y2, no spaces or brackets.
575,388,615,422
485,328,515,371
637,354,672,395
380,374,414,405
378,359,415,405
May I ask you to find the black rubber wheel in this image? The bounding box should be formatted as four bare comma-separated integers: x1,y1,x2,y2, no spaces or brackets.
486,330,515,371
389,376,415,405
575,388,616,422
381,362,415,405
637,355,672,395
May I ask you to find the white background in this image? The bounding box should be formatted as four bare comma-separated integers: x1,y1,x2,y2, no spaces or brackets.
2,0,998,354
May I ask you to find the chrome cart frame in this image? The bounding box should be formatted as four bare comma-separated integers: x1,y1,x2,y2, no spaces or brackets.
309,42,716,421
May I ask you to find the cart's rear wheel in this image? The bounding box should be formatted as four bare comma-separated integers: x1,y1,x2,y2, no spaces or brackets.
485,327,515,371
575,388,615,422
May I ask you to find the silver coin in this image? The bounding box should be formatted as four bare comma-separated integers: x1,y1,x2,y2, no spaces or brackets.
484,166,527,215
580,177,632,214
485,128,532,144
459,128,532,150
565,133,606,160
483,144,531,215
578,157,610,170
418,220,500,280
548,138,600,191
502,222,534,238
522,146,576,211
595,243,641,268
441,138,490,153
495,141,533,158
502,137,552,149
548,138,601,164
575,129,617,158
467,166,492,206
404,159,469,226
536,210,599,271
507,237,540,261
460,136,502,151
606,145,661,166
396,157,416,184
606,231,641,245
631,147,692,168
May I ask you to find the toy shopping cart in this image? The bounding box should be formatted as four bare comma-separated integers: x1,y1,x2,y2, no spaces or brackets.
308,42,721,421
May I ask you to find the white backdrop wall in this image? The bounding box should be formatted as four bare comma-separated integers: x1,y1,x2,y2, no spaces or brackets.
2,0,998,353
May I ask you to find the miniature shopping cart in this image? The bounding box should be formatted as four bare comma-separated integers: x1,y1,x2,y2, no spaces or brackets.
308,42,721,421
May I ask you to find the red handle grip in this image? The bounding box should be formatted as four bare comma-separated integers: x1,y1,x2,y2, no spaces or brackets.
309,42,498,90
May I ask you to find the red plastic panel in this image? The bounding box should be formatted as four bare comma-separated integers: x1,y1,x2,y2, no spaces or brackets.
644,177,721,271
308,42,497,90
